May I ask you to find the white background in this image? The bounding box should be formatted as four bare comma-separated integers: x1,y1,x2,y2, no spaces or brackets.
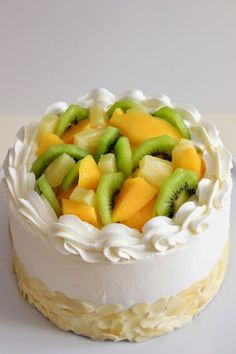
0,0,236,115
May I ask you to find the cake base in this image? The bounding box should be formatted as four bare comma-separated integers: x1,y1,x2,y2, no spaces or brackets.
12,241,229,342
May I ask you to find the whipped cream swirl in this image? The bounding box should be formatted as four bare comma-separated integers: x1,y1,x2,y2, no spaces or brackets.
2,89,233,263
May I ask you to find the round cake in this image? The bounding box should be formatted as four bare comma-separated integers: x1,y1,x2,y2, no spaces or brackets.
2,89,232,342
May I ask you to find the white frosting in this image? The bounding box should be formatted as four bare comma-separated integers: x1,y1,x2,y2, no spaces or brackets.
2,89,232,265
9,199,230,307
45,102,68,116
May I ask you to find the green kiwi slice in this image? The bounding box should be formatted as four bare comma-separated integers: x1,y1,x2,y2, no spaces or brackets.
62,161,81,192
36,175,61,217
106,99,137,118
32,144,87,179
154,168,199,218
55,104,89,137
153,106,190,139
115,137,133,177
96,172,125,225
132,135,178,170
95,126,120,160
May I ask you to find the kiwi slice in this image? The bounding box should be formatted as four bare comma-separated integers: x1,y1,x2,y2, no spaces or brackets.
106,100,137,118
37,175,61,217
115,137,133,177
62,161,81,192
154,168,199,218
96,172,125,225
153,106,190,139
132,135,178,170
55,104,89,137
95,126,120,160
32,144,87,179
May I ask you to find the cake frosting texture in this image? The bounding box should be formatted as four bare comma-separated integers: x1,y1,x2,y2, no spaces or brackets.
2,89,232,341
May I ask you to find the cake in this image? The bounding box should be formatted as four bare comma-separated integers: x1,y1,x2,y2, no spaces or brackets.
2,89,232,342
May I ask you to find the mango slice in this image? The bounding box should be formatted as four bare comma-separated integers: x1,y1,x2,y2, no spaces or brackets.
78,155,101,190
112,177,157,222
109,110,182,146
172,139,205,178
122,197,156,232
36,133,64,156
62,199,99,227
61,118,90,144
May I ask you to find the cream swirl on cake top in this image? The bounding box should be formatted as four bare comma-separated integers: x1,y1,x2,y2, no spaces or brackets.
2,89,232,263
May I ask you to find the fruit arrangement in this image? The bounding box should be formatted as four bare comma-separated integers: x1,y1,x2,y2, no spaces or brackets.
32,101,205,231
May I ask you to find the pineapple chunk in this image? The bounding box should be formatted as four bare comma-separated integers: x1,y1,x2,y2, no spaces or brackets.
74,128,105,154
90,103,107,128
138,155,173,190
98,153,117,173
44,153,75,187
70,187,97,207
37,114,58,142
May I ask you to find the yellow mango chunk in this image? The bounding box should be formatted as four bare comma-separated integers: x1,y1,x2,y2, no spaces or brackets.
109,110,181,145
61,118,90,144
172,139,205,178
112,177,157,222
122,197,156,232
36,133,64,156
78,155,101,190
62,199,99,227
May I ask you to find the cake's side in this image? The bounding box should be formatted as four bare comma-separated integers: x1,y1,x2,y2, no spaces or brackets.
13,240,229,342
9,196,230,307
2,89,233,342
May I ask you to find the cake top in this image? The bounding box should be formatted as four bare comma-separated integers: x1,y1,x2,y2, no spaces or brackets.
3,89,232,263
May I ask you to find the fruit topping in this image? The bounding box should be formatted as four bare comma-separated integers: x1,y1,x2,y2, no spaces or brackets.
122,197,156,231
56,104,89,137
62,199,99,227
137,155,173,190
74,127,106,154
36,175,61,216
37,114,58,142
32,97,205,229
153,106,190,139
115,137,133,177
78,155,101,190
154,168,199,218
132,135,178,170
112,177,157,222
32,144,87,179
109,110,182,146
62,161,81,192
61,118,90,144
44,153,75,187
70,187,97,207
107,99,137,118
36,133,64,156
96,172,125,225
90,103,108,128
98,153,117,173
172,139,205,178
95,126,120,160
